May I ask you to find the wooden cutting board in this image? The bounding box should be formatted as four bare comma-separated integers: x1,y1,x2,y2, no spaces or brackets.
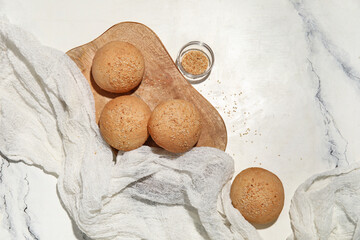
66,22,227,151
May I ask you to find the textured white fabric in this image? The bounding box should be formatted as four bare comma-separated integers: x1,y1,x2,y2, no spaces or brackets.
2,18,360,240
288,161,360,240
0,19,261,240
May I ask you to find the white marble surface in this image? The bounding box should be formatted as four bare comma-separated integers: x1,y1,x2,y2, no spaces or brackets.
1,0,360,239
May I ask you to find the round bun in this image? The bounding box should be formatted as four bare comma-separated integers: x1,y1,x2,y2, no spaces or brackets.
92,41,145,93
148,99,201,153
230,167,284,225
99,96,151,151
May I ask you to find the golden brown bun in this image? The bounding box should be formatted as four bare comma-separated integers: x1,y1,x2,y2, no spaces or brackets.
92,41,145,93
230,167,284,225
148,99,201,153
99,96,151,151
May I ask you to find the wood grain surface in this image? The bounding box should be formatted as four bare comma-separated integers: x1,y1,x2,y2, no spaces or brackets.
66,22,227,151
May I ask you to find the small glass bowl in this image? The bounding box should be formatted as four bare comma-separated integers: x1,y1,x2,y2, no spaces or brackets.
176,41,214,83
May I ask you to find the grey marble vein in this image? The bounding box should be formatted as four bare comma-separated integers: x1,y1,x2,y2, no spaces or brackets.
0,157,40,240
0,158,5,183
291,0,360,84
308,59,348,167
2,195,12,231
1,158,12,232
290,0,351,167
23,176,40,240
0,156,91,240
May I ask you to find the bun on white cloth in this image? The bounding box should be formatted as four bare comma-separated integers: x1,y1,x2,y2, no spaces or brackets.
1,18,360,240
0,19,260,240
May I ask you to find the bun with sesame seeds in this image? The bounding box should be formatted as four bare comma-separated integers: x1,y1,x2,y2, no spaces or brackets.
148,99,202,153
92,41,145,93
99,96,151,151
230,167,284,225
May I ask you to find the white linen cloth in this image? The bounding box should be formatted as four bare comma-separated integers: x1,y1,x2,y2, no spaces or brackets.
0,19,260,240
1,19,359,240
288,161,360,240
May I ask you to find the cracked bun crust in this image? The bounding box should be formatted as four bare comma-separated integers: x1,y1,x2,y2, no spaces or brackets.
148,99,202,153
99,96,151,151
92,41,145,93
